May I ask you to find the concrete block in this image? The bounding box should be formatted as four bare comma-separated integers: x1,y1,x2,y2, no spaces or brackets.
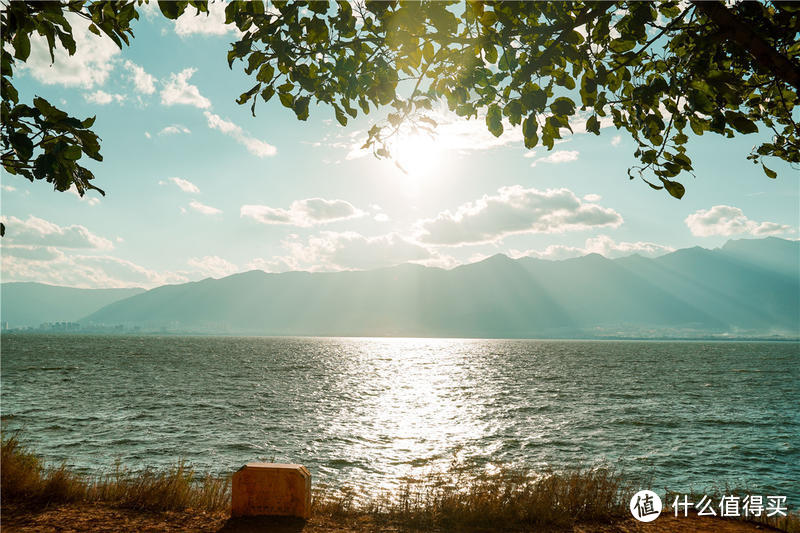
231,463,311,519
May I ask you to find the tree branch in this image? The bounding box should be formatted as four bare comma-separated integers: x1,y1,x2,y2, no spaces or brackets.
691,0,800,92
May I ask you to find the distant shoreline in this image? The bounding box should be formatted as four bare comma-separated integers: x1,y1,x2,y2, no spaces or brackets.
3,330,800,343
2,330,799,342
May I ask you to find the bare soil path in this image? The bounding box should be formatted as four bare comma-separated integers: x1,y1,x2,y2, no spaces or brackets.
1,502,785,532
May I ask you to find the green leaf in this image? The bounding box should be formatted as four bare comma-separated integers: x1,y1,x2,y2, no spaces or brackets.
237,84,260,105
12,32,31,61
586,115,600,135
293,96,310,120
726,112,758,134
498,49,517,71
484,44,497,64
486,104,503,137
526,89,546,112
62,145,82,161
334,107,347,126
522,115,538,149
307,18,329,44
549,97,575,117
261,86,275,102
10,132,33,161
279,92,295,108
422,41,434,63
158,1,185,20
762,164,777,179
256,64,275,83
660,178,685,199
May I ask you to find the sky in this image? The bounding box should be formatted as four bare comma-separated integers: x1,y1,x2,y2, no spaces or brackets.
1,3,798,289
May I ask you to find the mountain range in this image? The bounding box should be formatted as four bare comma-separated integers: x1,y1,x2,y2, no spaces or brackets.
2,237,798,338
0,283,144,329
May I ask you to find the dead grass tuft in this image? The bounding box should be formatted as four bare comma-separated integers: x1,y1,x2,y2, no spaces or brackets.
1,432,229,512
313,466,630,530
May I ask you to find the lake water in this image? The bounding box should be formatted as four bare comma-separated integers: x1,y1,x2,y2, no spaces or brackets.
1,335,798,503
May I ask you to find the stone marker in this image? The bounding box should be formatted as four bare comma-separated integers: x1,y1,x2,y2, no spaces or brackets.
231,463,311,519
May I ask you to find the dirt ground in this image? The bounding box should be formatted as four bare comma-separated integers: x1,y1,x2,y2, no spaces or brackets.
1,502,785,533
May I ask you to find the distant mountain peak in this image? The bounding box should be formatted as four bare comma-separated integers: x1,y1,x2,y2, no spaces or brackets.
486,252,513,262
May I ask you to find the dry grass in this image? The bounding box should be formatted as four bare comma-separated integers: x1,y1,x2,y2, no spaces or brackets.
313,466,631,530
1,432,86,504
1,432,229,513
3,432,798,532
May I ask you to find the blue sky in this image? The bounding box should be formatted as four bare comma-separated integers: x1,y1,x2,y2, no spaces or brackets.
2,3,798,288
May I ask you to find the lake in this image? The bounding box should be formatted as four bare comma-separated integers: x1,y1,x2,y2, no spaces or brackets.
1,335,798,502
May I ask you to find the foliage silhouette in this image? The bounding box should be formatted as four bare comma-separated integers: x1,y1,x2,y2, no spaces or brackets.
1,0,798,222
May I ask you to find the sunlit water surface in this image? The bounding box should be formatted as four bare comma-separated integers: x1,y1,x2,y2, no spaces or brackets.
2,335,798,501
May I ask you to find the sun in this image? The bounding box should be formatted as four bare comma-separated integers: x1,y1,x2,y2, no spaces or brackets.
389,132,443,181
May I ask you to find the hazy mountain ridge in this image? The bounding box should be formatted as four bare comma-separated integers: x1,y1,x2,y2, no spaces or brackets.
0,283,145,328
72,237,799,338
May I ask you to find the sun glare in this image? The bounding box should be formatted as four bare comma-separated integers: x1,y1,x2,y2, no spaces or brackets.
390,132,444,182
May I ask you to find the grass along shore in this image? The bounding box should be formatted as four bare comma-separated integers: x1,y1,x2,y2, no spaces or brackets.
2,433,797,532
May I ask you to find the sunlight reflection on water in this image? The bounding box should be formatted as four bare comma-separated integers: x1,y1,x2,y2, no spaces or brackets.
1,335,798,500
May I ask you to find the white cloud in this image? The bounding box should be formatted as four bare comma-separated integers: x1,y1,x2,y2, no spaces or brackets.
416,186,623,246
159,125,191,135
374,213,390,222
174,2,239,36
22,13,119,88
189,200,222,215
611,135,622,146
583,193,602,202
144,131,152,139
239,137,277,158
123,60,156,94
685,205,794,237
512,235,674,261
241,198,364,227
245,256,297,274
204,111,277,157
2,185,16,192
137,1,160,19
530,150,579,167
165,177,200,193
512,243,586,261
187,255,239,278
161,68,211,109
1,215,112,249
1,250,187,289
204,112,239,134
1,244,65,261
84,90,125,105
583,235,674,258
279,231,433,271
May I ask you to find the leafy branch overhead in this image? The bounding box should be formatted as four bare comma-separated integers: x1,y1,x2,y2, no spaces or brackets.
226,0,800,199
0,0,206,201
2,1,799,206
